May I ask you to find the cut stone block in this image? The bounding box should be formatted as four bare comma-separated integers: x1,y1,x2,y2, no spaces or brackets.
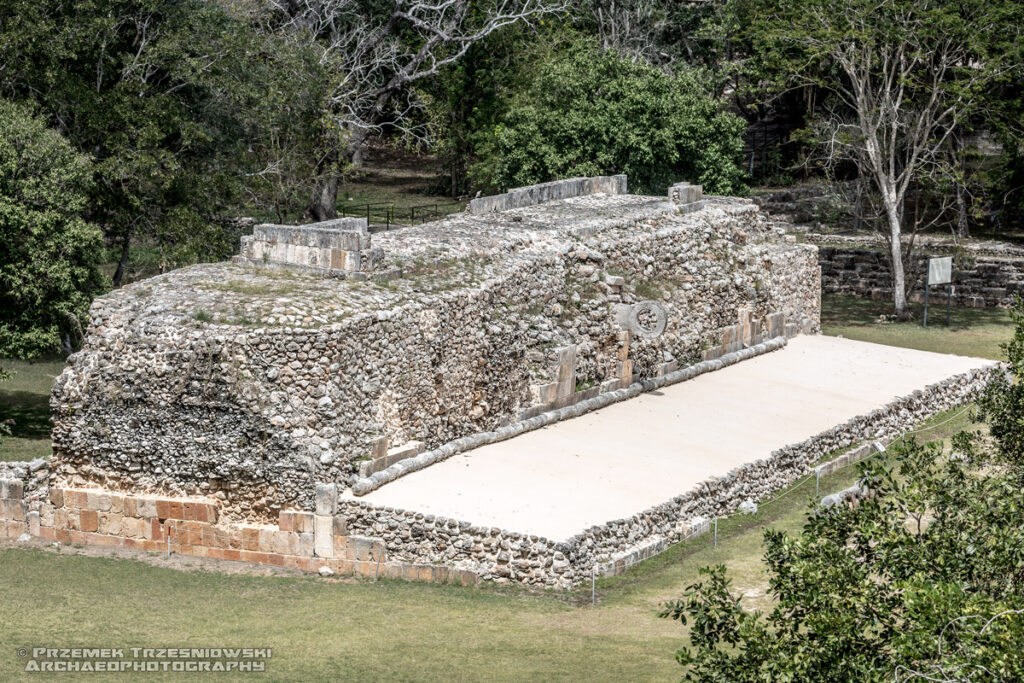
315,483,338,516
314,514,334,558
357,441,426,478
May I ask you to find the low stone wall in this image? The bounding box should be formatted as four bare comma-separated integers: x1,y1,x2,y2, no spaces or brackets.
235,217,384,277
817,243,1024,307
806,232,1024,259
467,175,627,214
667,181,706,214
0,477,481,586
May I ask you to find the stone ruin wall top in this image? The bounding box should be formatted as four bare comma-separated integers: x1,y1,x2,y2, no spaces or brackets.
49,177,821,524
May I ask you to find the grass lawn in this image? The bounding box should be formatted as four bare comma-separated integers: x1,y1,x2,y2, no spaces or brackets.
0,357,65,462
821,293,1014,360
0,432,928,682
308,143,466,226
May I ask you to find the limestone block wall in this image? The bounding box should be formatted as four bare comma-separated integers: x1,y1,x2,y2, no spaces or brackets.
236,218,381,275
468,175,627,214
0,477,481,585
817,243,1024,307
50,192,820,525
667,181,706,214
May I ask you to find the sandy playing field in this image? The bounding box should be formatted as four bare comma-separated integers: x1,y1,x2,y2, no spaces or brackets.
353,335,994,540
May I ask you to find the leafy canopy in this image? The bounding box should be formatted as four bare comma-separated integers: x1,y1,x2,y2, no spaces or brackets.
0,99,107,358
475,43,748,195
0,0,320,279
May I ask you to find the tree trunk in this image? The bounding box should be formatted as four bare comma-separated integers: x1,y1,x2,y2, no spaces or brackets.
61,332,73,358
112,224,132,288
853,177,863,232
885,203,910,319
306,127,372,221
307,172,339,221
955,178,970,239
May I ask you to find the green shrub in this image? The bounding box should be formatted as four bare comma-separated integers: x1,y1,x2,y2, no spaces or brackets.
473,44,747,196
0,99,107,357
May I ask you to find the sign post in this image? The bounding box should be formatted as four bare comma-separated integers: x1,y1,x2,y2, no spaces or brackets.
924,257,952,328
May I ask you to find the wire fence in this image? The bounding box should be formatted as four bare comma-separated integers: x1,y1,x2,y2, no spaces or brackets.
340,201,464,231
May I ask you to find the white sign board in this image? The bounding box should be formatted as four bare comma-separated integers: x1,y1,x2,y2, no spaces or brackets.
928,257,952,285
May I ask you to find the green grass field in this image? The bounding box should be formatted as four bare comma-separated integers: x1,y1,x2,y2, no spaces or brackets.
0,357,64,462
0,294,1013,680
0,406,975,681
821,293,1013,360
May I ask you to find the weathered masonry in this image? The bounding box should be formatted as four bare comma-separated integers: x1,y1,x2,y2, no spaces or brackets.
16,176,835,585
814,237,1024,307
235,218,385,278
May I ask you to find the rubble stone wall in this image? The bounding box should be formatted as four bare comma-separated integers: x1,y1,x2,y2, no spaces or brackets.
818,243,1024,307
16,360,999,588
336,364,999,587
49,187,820,526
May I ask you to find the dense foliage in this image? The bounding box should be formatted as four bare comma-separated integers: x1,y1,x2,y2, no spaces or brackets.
472,45,747,195
0,99,106,358
0,0,318,285
975,303,1024,472
661,305,1024,680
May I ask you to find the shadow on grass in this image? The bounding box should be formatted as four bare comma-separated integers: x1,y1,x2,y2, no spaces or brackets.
822,293,1012,331
0,390,51,439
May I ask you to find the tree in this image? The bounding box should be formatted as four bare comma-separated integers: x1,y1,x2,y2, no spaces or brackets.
263,0,563,220
0,0,316,286
745,0,1020,318
660,303,1024,680
474,43,747,195
662,439,1024,680
0,99,107,358
974,302,1024,475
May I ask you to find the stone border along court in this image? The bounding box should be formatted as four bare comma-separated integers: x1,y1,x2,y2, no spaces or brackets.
352,336,996,545
0,175,999,587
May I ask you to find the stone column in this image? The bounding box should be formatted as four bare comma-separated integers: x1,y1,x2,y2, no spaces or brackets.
314,483,338,558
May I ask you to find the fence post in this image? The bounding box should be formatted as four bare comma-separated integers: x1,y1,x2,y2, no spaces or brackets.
815,468,821,498
923,280,930,328
714,518,718,547
591,566,596,605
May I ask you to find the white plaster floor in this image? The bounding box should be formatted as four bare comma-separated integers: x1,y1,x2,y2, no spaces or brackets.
351,336,994,540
